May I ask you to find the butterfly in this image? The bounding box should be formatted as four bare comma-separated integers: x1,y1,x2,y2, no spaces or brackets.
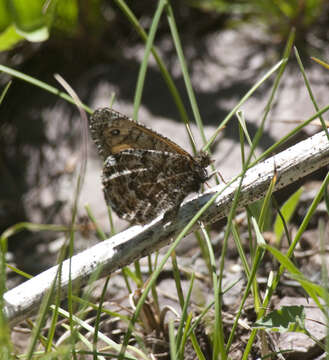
89,108,211,225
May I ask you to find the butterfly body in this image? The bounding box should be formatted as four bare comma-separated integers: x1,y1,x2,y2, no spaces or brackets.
89,108,210,224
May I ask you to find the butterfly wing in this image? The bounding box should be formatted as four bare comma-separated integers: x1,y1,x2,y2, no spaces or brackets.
102,149,207,224
90,108,194,160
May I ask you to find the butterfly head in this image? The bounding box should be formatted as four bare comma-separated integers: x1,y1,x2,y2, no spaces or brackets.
195,151,211,168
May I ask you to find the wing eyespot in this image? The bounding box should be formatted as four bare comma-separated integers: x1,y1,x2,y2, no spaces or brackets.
111,129,120,136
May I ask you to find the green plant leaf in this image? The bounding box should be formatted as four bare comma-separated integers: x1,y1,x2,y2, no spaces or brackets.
8,0,49,42
253,305,306,333
251,217,266,247
15,25,48,42
0,24,23,50
274,187,304,244
9,0,45,31
0,0,10,31
261,243,326,306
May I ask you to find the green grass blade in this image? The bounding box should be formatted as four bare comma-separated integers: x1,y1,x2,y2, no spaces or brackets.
294,47,329,141
0,64,92,113
0,81,11,105
133,0,166,121
169,319,177,360
166,2,206,151
176,273,195,352
262,244,327,307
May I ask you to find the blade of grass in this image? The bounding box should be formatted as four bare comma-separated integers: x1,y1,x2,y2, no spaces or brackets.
236,110,254,152
133,0,166,121
225,230,265,352
0,80,11,105
1,222,68,241
175,273,195,353
166,2,206,151
25,264,62,359
72,295,130,322
190,329,207,360
84,204,107,241
178,313,194,360
186,301,214,339
148,253,160,315
169,319,177,360
231,223,250,278
319,218,329,354
93,276,110,359
0,236,11,357
294,47,329,141
106,205,116,237
0,64,92,113
194,229,212,278
171,251,185,310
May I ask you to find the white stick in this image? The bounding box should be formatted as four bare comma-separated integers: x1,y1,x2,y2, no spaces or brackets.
4,130,329,325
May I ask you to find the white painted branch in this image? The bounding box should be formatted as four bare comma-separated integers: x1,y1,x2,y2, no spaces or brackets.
4,130,329,325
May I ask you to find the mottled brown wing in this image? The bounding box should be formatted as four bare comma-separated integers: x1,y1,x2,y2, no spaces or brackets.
102,149,208,224
90,108,194,160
